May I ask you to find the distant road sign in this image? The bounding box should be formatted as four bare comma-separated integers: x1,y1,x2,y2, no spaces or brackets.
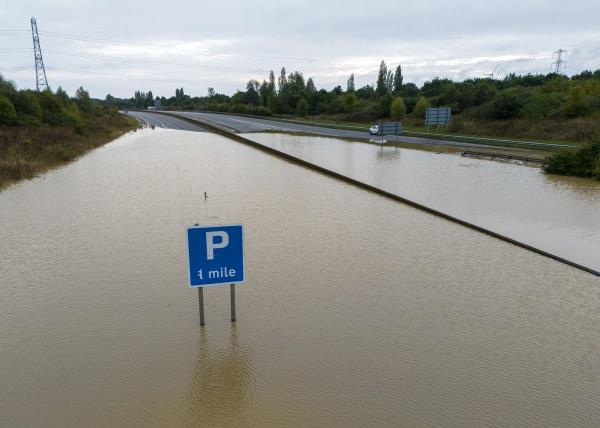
380,121,403,136
425,107,452,126
187,225,244,287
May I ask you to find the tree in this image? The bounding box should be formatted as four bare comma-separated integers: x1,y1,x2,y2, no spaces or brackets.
13,91,42,120
0,96,17,125
356,84,375,99
376,60,389,97
564,86,588,117
347,73,355,92
208,87,215,97
489,89,526,119
412,96,430,118
392,65,403,95
245,79,260,106
278,67,287,95
390,97,407,120
296,98,309,116
377,93,392,118
75,86,93,114
344,92,357,112
55,87,70,106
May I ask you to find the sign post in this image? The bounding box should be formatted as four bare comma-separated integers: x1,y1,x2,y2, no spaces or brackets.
187,224,245,325
198,287,205,325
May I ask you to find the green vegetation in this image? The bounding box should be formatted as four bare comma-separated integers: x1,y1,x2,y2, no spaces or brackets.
390,97,407,121
113,61,600,142
543,140,600,179
0,74,138,190
109,60,600,179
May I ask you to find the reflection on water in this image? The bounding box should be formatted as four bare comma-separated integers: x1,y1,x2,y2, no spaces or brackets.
247,133,600,271
376,145,401,161
1,130,599,427
186,325,254,426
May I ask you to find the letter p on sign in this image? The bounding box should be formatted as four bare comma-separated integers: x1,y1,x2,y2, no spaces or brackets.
206,231,229,260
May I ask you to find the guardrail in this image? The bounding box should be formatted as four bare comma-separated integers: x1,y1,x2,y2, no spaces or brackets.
157,110,599,277
460,151,545,163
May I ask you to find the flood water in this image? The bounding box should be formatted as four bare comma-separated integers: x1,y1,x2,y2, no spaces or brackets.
1,129,599,427
247,133,600,272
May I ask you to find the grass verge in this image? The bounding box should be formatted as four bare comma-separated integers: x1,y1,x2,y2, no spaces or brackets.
0,114,139,191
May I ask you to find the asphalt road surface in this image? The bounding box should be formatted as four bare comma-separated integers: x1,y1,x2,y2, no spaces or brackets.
169,111,535,151
124,110,207,132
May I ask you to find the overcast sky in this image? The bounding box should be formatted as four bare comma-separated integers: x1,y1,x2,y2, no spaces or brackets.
1,0,599,98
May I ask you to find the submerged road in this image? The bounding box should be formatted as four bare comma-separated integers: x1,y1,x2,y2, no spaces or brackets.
168,111,543,152
124,110,207,132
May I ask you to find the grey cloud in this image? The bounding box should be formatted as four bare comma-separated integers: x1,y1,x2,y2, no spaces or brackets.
1,0,598,97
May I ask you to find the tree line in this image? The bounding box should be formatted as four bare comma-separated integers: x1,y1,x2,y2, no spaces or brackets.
0,74,119,128
110,60,600,124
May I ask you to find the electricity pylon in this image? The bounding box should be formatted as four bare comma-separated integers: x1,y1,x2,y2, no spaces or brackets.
30,17,49,91
552,49,567,75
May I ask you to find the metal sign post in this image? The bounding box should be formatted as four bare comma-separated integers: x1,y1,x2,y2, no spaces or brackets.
198,287,205,325
187,224,245,325
230,284,236,321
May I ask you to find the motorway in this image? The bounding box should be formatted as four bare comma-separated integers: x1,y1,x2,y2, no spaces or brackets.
124,110,546,154
125,110,207,132
169,111,542,152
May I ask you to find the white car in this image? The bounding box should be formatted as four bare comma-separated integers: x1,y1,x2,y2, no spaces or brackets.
369,124,380,135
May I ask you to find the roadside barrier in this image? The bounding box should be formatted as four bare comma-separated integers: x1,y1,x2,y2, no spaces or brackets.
157,111,600,277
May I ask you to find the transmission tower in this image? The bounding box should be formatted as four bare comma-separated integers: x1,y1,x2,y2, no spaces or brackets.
551,49,567,74
30,17,49,91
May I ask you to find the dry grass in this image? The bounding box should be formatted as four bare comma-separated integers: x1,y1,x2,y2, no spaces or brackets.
0,114,138,191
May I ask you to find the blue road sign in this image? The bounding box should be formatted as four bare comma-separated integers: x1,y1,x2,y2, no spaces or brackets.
187,224,244,287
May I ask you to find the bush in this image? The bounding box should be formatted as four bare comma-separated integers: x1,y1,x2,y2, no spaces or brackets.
520,92,564,119
38,91,71,125
377,94,392,118
390,97,407,120
13,91,42,121
564,86,588,117
0,96,17,125
489,89,528,119
412,96,430,118
344,92,357,112
296,98,309,117
543,141,600,179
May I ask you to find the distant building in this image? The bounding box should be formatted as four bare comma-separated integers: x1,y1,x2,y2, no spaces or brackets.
154,97,161,110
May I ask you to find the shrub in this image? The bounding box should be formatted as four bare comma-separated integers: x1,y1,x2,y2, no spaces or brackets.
390,97,407,120
489,89,528,119
543,141,600,178
344,92,357,112
377,94,392,118
13,91,42,121
0,96,17,125
520,92,565,119
564,86,588,117
296,98,309,117
412,96,430,118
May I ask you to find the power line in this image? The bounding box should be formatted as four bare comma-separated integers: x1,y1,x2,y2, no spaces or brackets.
37,30,336,65
43,66,210,85
42,49,273,74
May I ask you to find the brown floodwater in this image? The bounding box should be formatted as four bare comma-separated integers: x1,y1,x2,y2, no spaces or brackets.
1,129,599,427
247,133,600,272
